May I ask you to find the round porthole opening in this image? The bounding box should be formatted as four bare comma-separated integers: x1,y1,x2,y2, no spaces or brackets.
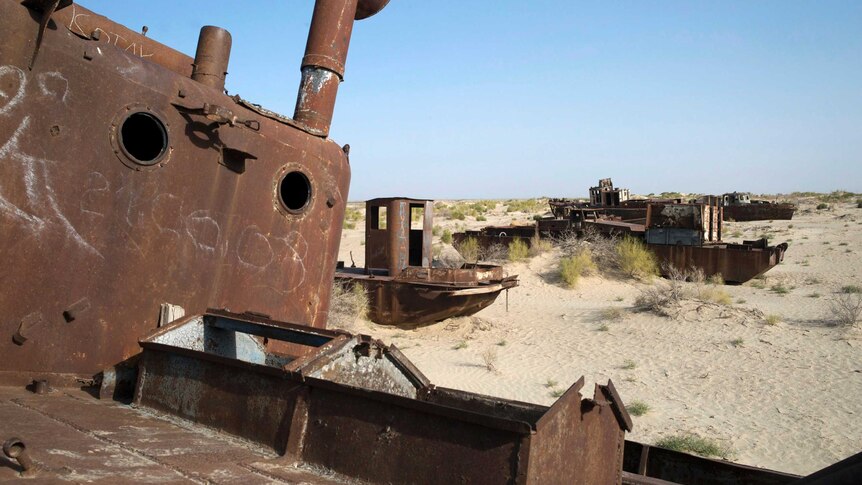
279,171,312,213
119,112,168,165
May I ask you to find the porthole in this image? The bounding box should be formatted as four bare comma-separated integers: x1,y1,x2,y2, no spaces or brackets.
278,171,312,213
118,111,168,165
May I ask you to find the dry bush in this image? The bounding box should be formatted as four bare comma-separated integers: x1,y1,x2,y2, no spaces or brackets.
328,280,369,328
828,293,862,327
529,235,553,257
635,264,730,316
508,238,529,262
481,243,508,262
617,236,659,279
455,237,480,262
555,226,620,270
481,347,498,372
559,248,596,288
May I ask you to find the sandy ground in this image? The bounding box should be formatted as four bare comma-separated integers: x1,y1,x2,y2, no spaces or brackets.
334,198,862,476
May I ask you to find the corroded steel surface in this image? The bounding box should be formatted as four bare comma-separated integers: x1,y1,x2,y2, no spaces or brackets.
649,240,788,284
723,203,796,222
0,0,384,382
622,441,800,485
133,311,630,484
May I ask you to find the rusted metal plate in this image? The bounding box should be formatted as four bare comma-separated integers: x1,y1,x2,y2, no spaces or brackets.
723,203,796,222
648,240,788,284
622,441,800,485
0,0,388,382
132,311,629,484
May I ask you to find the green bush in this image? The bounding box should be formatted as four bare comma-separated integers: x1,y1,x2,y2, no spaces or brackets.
508,238,529,262
656,434,731,459
559,249,596,288
816,203,829,210
441,228,452,244
628,400,650,417
617,236,659,278
455,237,480,262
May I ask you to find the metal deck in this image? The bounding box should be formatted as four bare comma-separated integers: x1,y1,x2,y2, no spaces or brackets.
0,387,349,484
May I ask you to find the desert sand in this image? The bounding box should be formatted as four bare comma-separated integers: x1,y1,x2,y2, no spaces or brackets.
333,196,862,476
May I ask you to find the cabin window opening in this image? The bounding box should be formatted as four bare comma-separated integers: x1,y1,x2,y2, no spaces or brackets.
370,206,387,230
119,112,168,164
278,171,312,213
410,206,424,230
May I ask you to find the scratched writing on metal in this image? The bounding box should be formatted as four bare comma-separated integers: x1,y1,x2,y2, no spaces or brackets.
66,4,154,58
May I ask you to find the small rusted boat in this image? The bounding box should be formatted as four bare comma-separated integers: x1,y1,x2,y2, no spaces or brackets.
336,198,517,325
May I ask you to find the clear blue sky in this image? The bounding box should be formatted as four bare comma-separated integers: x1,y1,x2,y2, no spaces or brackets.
82,1,861,200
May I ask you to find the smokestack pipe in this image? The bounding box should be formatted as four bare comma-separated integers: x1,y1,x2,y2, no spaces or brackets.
192,26,232,92
294,0,390,137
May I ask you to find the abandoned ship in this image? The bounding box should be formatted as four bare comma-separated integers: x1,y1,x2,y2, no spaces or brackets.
0,1,857,483
335,198,518,325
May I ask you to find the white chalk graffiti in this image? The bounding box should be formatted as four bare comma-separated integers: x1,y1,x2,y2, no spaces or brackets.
0,65,26,116
0,65,101,258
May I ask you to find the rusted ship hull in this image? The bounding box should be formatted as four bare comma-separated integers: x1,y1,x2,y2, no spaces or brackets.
723,204,796,221
336,269,518,325
0,0,358,383
649,241,788,284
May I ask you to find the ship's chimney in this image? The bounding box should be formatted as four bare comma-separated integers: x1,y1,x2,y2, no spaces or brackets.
192,26,232,92
294,0,390,137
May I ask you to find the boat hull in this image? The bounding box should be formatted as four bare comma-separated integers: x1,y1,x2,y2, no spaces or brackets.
723,204,796,221
648,241,788,284
335,272,518,325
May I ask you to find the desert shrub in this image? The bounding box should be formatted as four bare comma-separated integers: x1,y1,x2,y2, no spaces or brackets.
529,235,553,257
857,198,862,208
770,284,790,295
628,400,650,417
698,285,732,305
441,228,452,244
601,307,624,321
476,214,487,222
559,249,596,288
481,243,508,262
840,285,862,294
816,203,829,210
764,314,781,325
432,225,442,236
328,280,368,328
481,347,498,372
617,236,659,278
730,337,744,347
556,226,620,270
342,220,356,230
432,244,442,259
622,359,637,370
829,293,862,327
508,238,529,262
451,210,466,221
656,434,731,459
455,237,480,262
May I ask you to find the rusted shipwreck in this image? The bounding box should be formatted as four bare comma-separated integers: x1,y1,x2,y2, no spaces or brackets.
336,198,518,325
0,0,857,483
644,201,788,283
717,192,797,221
458,199,787,284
